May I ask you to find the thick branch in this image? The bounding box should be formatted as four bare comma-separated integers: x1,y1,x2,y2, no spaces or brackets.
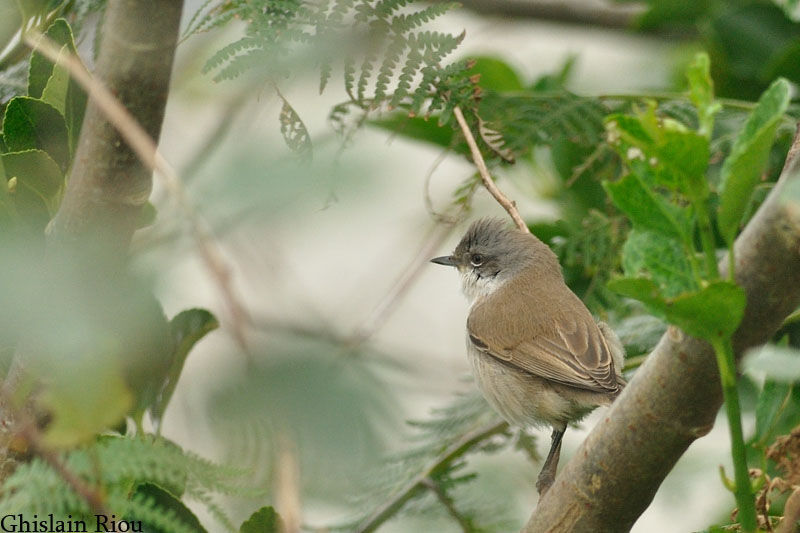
524,124,800,532
441,0,643,29
48,0,183,248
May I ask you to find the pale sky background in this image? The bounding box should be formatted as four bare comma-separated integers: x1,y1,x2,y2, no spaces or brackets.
142,3,739,531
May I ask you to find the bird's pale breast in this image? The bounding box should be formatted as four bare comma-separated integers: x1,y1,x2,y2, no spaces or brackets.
466,335,611,430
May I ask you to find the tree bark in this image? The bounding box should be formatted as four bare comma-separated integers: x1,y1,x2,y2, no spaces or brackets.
524,124,800,532
0,0,184,480
48,0,183,249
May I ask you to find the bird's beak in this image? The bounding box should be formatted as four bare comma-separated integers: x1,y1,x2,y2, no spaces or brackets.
431,255,457,267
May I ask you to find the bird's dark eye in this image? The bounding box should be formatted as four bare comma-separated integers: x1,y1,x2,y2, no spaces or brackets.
469,253,484,267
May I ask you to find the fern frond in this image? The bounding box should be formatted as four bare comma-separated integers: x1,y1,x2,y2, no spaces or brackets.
353,1,374,23
374,36,407,102
186,3,249,38
319,58,333,93
333,390,518,532
0,435,248,532
374,0,413,18
417,29,464,61
391,42,423,108
392,2,455,32
344,56,357,100
479,92,610,156
195,0,471,147
181,0,219,38
211,48,273,82
202,36,262,74
411,64,437,113
357,51,378,103
330,0,356,21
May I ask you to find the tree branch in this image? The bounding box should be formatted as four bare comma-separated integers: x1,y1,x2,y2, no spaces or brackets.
47,0,183,249
27,2,251,351
453,106,529,233
441,0,643,29
524,123,800,531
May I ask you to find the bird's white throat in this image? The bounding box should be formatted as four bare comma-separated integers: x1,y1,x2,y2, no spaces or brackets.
459,267,506,305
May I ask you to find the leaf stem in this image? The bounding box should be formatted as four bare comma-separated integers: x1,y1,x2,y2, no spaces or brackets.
694,202,720,279
712,337,757,532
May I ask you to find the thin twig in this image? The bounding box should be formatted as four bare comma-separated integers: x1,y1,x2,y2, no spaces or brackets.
274,433,302,533
452,106,528,233
23,30,252,354
23,427,110,515
0,387,109,515
440,0,643,29
355,420,508,533
566,142,608,187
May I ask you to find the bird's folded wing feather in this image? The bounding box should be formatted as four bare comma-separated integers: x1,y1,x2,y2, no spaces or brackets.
468,299,620,394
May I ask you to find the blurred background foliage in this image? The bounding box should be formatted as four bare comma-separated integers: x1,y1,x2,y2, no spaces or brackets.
1,0,800,532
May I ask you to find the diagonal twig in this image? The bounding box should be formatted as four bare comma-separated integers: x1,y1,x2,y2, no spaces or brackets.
355,420,508,533
0,387,110,516
452,106,528,233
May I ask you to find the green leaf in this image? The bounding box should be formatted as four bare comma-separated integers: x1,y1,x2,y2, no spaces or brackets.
1,149,63,200
633,0,712,30
2,97,70,172
370,113,455,150
753,379,793,445
606,112,655,149
743,344,800,383
278,94,312,160
717,78,791,244
686,52,721,137
133,483,208,533
605,107,710,198
40,46,88,156
480,91,607,155
240,507,282,533
603,173,690,240
26,19,87,157
1,149,64,230
608,278,746,341
622,229,695,297
763,39,800,83
40,46,72,115
469,56,524,92
28,18,78,98
39,359,133,448
150,309,219,425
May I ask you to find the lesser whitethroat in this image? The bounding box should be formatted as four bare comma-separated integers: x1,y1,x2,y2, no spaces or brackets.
432,217,625,494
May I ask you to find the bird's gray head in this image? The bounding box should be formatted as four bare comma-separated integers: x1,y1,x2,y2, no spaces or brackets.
431,217,559,302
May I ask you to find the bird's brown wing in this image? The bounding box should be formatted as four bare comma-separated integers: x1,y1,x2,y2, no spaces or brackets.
467,286,620,394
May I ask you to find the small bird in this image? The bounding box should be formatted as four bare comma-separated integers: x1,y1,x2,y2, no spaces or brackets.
431,217,625,495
